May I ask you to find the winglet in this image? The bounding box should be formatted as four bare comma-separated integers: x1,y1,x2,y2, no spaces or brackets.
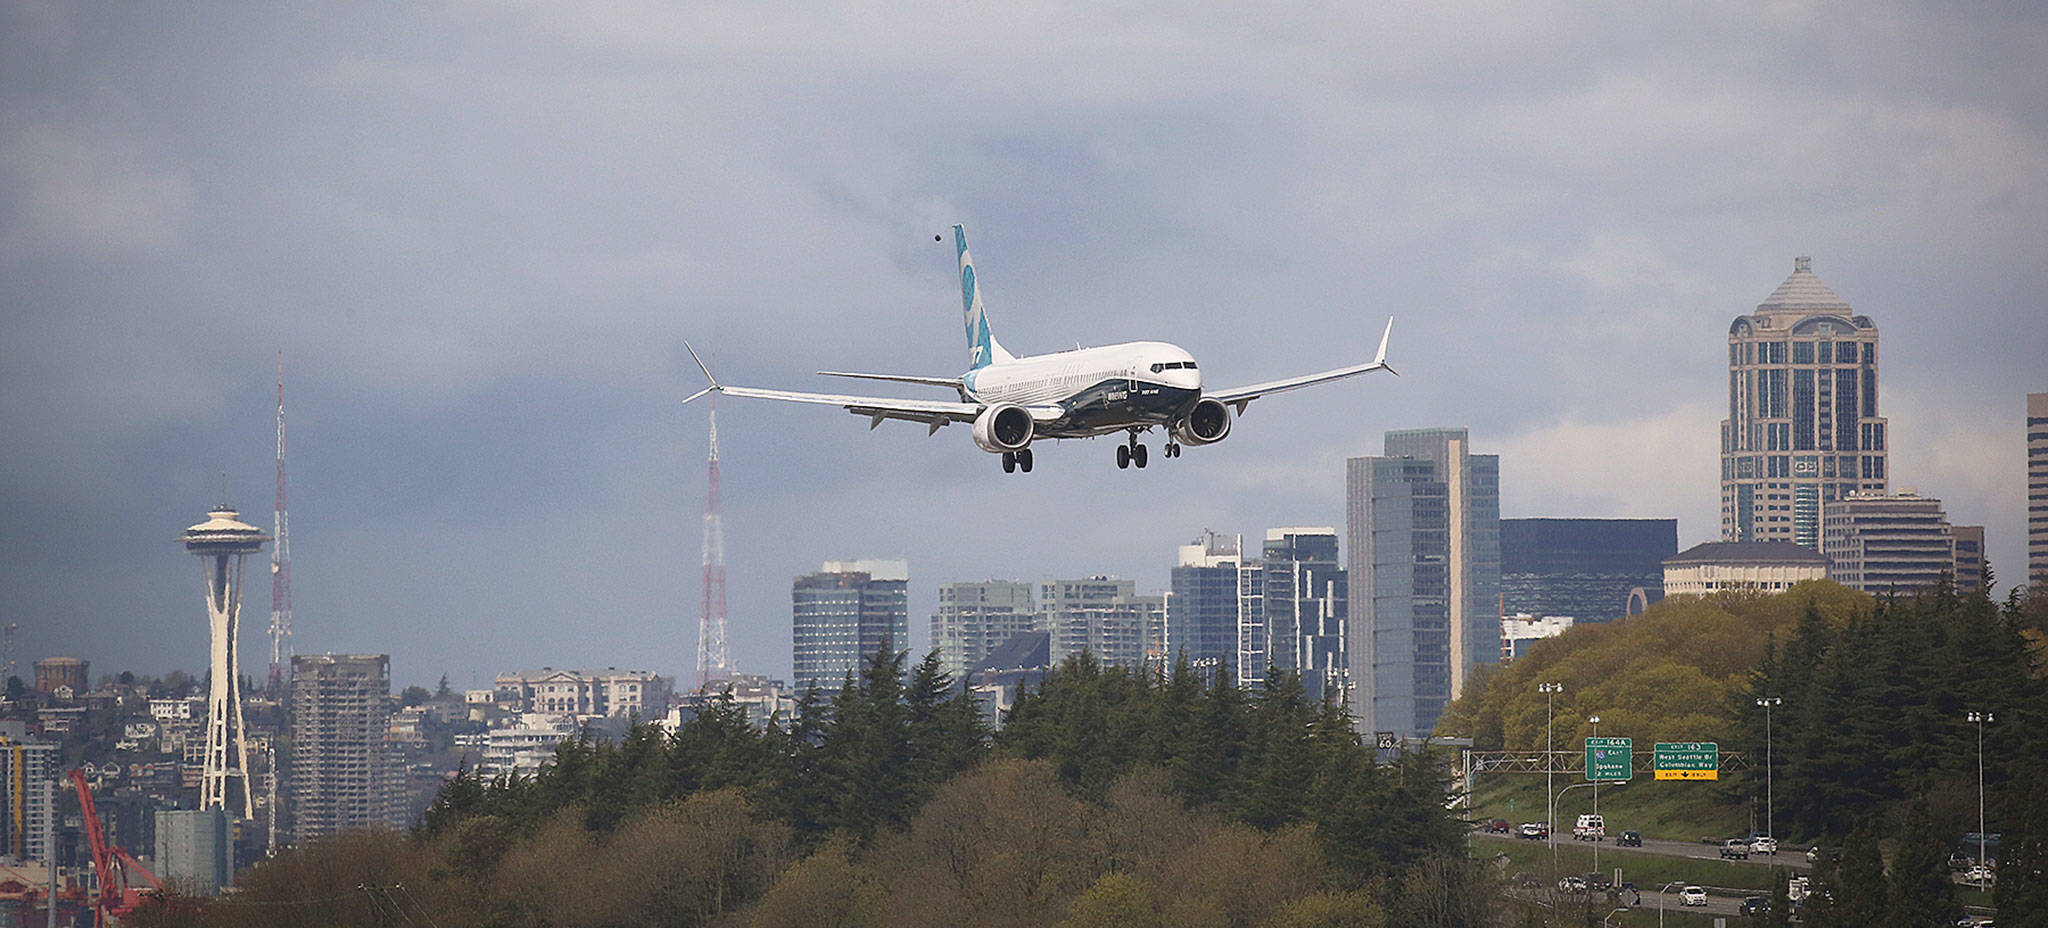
1372,316,1398,376
682,341,721,405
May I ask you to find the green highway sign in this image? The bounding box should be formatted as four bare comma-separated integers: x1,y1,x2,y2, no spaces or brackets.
1585,737,1631,781
1654,742,1719,780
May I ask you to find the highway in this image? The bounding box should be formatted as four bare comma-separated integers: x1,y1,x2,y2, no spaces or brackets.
1475,831,1803,918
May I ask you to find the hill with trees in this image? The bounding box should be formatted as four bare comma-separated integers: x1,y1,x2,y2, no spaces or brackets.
146,652,1494,928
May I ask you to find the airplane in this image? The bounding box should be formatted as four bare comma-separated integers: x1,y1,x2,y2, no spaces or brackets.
682,225,1396,474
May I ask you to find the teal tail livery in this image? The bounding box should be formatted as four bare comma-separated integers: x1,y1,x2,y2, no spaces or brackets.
955,224,1015,370
683,224,1397,475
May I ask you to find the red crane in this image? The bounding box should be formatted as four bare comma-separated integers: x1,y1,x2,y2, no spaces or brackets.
69,769,165,924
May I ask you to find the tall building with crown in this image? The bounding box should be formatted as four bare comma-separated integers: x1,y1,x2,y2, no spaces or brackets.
1722,257,1888,549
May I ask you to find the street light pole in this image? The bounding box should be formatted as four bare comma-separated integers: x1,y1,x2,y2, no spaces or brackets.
1656,880,1685,928
1538,682,1562,880
1590,714,1602,878
1968,710,1994,890
1757,696,1781,839
1550,780,1596,885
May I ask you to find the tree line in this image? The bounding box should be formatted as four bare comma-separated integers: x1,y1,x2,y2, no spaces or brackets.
143,649,1492,927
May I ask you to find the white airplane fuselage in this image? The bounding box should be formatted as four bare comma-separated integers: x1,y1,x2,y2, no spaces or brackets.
964,341,1202,437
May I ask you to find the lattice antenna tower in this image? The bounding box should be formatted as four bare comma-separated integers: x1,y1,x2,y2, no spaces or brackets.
268,353,293,694
697,397,734,688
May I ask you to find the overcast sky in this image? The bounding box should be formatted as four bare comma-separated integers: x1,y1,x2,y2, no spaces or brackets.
3,2,2043,692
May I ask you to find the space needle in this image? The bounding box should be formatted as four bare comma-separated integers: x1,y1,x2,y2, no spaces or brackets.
181,505,268,820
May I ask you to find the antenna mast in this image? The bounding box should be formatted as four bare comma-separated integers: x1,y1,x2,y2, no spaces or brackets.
697,398,733,687
268,353,293,694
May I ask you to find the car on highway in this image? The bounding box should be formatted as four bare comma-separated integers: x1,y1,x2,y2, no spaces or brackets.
1964,864,1996,885
1721,838,1751,859
1616,829,1642,846
1751,835,1779,855
1574,813,1605,841
1518,822,1548,840
1486,819,1511,834
1740,896,1771,916
1680,886,1708,907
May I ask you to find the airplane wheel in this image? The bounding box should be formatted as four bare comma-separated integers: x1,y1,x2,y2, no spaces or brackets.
1002,451,1016,473
1019,448,1034,473
1133,443,1148,468
1116,445,1130,469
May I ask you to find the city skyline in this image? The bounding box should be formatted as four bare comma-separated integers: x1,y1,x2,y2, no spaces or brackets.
3,6,2044,690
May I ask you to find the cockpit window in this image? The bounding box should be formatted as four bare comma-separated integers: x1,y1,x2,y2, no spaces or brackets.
1183,361,1196,370
1151,361,1197,373
1150,363,1165,373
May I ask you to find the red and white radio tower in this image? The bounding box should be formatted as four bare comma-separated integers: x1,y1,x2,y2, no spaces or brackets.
268,353,294,694
697,398,734,688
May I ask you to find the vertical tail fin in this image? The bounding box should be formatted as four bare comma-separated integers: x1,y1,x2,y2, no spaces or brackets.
955,224,1015,370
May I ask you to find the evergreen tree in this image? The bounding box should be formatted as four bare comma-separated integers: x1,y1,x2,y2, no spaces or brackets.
1888,801,1961,927
1830,826,1888,927
1994,787,2048,928
814,648,913,841
1230,672,1314,829
1762,866,1792,928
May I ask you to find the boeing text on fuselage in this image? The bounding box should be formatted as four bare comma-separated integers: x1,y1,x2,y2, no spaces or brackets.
683,225,1396,474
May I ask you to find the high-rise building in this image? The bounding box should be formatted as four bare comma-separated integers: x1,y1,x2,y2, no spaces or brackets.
2031,393,2048,584
1167,532,1244,681
931,580,1038,679
155,809,230,896
0,722,56,865
1041,577,1161,669
1722,257,1888,549
1236,553,1267,687
1347,428,1501,738
289,654,404,843
1262,528,1348,703
180,506,268,822
1500,519,1677,622
1952,525,1987,595
1821,490,1968,595
792,560,909,693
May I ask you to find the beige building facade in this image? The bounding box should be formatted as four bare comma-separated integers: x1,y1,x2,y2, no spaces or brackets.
1722,258,1888,549
1663,541,1830,596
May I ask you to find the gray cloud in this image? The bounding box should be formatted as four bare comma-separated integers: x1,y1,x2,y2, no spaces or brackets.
3,2,2042,687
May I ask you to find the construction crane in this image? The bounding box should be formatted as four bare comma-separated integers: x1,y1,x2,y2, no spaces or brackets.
69,770,166,925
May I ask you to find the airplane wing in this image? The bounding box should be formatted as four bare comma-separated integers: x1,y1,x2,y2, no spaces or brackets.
719,383,983,430
1205,317,1397,411
817,371,964,390
817,370,969,401
683,344,1054,434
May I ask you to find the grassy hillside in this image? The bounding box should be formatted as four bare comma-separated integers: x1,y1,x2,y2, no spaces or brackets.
1436,581,1870,750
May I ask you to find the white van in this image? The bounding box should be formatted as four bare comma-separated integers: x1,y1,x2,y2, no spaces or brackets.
1573,813,1605,841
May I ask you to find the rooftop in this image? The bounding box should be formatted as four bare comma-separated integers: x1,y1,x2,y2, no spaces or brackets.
1665,541,1831,567
1755,257,1852,315
179,507,268,550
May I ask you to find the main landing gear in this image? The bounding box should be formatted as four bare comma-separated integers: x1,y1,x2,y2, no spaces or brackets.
1001,448,1034,474
1116,432,1150,469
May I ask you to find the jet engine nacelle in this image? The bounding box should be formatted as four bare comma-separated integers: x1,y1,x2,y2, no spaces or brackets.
1171,398,1233,446
972,404,1035,453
